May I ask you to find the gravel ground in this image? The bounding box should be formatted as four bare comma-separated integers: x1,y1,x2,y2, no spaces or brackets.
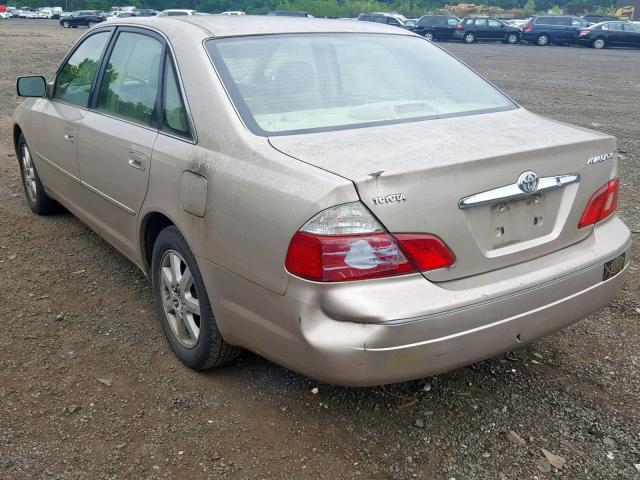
0,20,639,480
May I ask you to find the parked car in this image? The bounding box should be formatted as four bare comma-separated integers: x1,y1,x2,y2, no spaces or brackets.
0,11,11,19
220,11,245,16
581,15,620,25
13,17,630,386
577,20,640,48
134,9,158,17
158,9,196,16
357,12,412,29
521,15,588,46
106,11,135,21
506,18,528,27
60,10,105,27
267,11,312,17
454,16,521,43
414,14,460,41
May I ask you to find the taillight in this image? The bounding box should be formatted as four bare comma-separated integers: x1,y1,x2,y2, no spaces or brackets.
456,23,463,30
285,202,455,282
579,29,589,36
523,25,533,32
578,178,619,229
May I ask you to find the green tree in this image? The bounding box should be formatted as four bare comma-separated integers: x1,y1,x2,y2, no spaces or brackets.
523,0,536,16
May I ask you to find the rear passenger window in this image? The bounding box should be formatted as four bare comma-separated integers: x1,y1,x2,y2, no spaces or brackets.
53,31,110,108
162,56,191,139
475,19,487,27
557,17,571,26
488,19,500,27
96,32,163,126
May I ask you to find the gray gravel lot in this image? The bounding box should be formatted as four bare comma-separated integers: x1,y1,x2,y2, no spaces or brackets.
0,20,639,480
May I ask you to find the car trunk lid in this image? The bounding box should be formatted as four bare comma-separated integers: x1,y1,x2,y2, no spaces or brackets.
269,109,617,281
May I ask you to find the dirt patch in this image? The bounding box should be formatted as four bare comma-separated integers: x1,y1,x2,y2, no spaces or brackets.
1,20,639,480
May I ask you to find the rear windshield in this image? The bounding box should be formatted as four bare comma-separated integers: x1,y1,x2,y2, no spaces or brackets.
205,33,515,136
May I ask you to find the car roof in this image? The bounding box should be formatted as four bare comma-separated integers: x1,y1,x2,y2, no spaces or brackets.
111,15,414,38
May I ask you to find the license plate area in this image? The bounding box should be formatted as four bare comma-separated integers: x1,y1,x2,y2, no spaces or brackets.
486,193,554,249
603,253,625,281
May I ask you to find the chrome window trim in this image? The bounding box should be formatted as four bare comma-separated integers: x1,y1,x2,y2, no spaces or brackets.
458,173,580,209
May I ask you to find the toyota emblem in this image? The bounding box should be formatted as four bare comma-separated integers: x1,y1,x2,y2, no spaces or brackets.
517,171,539,194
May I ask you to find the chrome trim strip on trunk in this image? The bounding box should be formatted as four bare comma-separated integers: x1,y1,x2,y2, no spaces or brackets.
458,173,580,209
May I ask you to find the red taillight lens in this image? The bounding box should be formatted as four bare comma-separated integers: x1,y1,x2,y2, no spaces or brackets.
578,178,619,229
285,231,455,282
579,29,589,36
523,25,533,32
456,24,463,29
394,234,456,272
285,232,415,282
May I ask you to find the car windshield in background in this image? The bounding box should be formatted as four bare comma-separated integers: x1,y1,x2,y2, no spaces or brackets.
205,33,516,136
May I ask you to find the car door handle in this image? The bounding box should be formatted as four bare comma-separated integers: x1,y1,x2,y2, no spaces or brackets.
128,151,147,171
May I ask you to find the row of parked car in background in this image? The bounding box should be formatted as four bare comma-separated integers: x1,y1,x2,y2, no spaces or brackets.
358,12,640,49
2,6,639,50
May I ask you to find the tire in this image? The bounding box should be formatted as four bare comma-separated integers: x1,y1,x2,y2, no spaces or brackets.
62,20,69,28
592,37,606,49
423,31,434,41
87,21,95,27
506,33,519,44
536,33,549,46
463,32,475,44
151,226,241,370
17,133,60,215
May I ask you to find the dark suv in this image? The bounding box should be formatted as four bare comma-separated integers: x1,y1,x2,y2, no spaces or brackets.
357,12,412,29
59,10,105,28
521,15,588,45
454,16,522,44
414,15,460,40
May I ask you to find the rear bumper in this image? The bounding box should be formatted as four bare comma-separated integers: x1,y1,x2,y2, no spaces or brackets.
200,217,631,386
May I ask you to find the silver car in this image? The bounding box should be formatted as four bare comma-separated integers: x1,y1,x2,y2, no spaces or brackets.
13,17,631,386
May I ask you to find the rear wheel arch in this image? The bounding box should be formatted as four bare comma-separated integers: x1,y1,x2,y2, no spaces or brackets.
141,212,175,271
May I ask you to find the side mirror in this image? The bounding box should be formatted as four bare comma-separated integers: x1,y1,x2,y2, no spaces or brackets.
17,76,46,97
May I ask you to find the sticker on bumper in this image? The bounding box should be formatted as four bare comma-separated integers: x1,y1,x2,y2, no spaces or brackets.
603,253,625,281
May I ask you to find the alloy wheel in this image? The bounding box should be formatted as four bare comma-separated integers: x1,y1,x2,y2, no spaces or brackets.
21,144,37,203
593,38,605,49
464,33,474,43
537,34,549,46
424,32,434,41
159,250,201,348
507,34,518,44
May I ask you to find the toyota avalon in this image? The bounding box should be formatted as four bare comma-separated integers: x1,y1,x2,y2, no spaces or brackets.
12,17,631,385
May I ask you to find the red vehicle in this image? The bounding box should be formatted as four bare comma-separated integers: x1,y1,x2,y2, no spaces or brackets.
0,4,8,13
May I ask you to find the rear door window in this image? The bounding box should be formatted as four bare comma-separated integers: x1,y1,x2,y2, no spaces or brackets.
488,19,501,27
96,31,163,126
474,19,488,27
53,31,111,107
161,55,191,139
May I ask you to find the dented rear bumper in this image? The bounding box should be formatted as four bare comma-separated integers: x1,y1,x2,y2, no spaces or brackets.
200,216,631,386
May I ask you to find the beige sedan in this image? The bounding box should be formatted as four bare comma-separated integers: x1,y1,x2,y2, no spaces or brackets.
13,17,631,386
